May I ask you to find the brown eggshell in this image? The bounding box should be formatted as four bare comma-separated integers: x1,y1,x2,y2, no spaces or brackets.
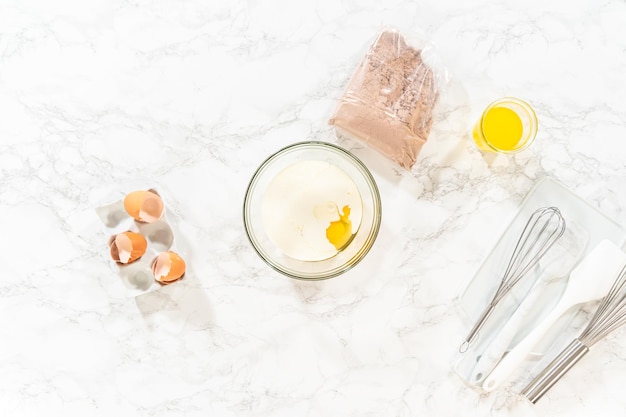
123,190,164,223
109,231,147,264
151,251,186,283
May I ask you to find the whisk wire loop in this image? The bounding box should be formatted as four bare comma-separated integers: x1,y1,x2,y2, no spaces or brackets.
496,207,565,302
460,207,566,352
579,263,626,346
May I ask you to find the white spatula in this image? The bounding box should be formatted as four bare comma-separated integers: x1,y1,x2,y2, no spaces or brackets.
470,229,586,385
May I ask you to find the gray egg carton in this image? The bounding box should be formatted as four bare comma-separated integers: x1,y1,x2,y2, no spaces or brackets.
95,188,185,297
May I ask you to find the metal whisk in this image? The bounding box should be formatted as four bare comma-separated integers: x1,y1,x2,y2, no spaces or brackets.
522,261,626,403
459,206,566,353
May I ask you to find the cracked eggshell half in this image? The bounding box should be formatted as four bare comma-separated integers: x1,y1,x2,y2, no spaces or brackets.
123,190,164,223
151,251,186,283
109,231,148,264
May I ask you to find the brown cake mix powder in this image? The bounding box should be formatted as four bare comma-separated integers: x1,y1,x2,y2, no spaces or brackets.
329,30,439,169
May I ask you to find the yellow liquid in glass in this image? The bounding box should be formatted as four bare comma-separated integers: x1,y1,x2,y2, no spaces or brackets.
481,106,524,151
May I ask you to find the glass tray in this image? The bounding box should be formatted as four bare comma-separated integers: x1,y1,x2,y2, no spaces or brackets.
453,177,626,392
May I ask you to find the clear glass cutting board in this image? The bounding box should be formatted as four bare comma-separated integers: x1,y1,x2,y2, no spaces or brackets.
454,177,626,391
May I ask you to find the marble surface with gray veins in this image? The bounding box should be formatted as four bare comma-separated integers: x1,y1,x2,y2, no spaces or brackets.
2,0,626,416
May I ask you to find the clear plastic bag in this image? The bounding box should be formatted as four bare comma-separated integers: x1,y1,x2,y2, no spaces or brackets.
329,29,442,169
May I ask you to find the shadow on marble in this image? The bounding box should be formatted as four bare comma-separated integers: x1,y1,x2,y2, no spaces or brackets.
436,129,475,168
336,133,404,186
480,150,499,165
285,224,393,306
133,271,214,332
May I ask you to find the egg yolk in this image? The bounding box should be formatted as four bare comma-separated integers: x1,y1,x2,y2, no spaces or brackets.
326,205,352,250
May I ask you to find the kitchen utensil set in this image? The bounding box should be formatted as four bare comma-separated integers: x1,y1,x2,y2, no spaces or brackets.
460,205,626,403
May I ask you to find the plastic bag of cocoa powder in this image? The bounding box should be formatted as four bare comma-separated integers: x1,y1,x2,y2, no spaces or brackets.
329,29,444,169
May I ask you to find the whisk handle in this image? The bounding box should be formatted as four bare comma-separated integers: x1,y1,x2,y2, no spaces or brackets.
471,279,549,383
460,303,496,353
520,338,589,404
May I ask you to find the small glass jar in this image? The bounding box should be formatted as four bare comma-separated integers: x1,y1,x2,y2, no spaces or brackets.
472,97,538,154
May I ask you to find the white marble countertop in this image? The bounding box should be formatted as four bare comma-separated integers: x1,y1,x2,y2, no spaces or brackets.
2,0,626,416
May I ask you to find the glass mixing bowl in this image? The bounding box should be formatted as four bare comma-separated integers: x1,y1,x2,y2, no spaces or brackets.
243,141,382,280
